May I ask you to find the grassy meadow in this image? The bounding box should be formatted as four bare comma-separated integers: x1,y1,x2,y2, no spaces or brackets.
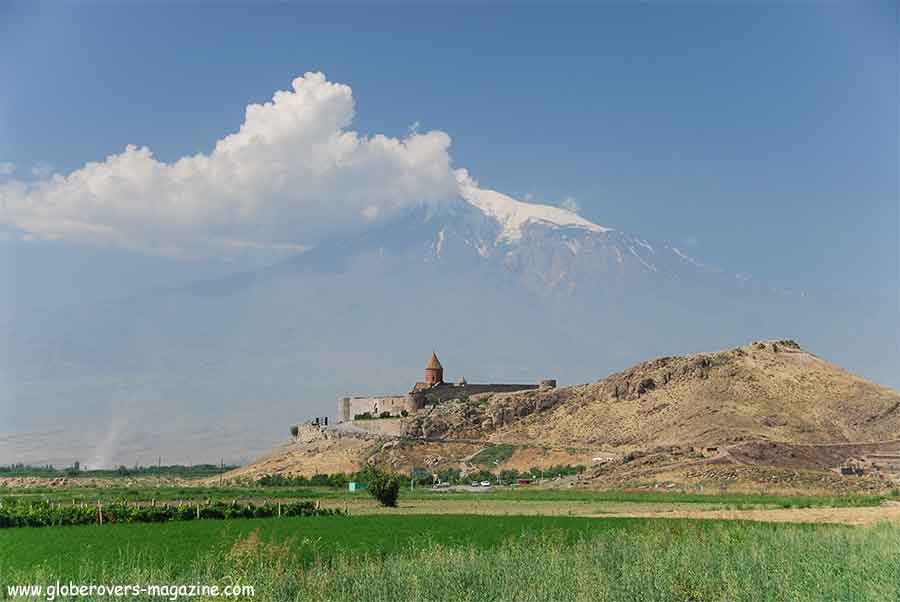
3,482,899,601
1,515,898,601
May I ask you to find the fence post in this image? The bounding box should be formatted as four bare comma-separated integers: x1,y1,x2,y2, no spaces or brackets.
278,502,282,517
98,502,103,526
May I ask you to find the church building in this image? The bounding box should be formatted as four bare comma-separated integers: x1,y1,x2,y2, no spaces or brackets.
337,352,555,423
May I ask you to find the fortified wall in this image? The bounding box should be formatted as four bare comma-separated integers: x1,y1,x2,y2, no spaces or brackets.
338,395,414,422
411,382,546,405
336,352,555,423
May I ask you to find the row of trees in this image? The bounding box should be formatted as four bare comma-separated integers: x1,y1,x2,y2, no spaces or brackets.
256,469,409,492
254,464,588,492
1,462,81,477
0,462,236,479
429,464,587,485
0,500,341,529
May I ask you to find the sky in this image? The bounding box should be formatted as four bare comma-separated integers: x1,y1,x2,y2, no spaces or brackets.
0,1,898,466
0,2,896,296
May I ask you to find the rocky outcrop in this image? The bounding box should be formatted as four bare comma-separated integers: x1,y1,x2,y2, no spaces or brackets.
402,388,567,439
593,340,802,402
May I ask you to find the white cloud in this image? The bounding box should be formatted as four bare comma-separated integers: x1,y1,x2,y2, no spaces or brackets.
30,163,53,179
0,73,457,258
559,195,580,214
0,162,15,176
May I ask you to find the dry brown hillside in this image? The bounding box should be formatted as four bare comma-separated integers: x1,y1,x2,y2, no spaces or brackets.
404,340,900,449
224,340,900,492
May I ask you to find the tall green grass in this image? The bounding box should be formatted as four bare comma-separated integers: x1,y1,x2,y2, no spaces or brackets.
3,517,898,601
289,524,900,602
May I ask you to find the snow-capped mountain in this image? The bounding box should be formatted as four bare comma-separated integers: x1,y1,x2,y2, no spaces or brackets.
457,170,613,241
347,178,727,298
0,190,835,467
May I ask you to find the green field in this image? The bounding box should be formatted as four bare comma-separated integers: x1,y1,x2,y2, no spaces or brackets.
3,483,898,600
0,514,627,577
1,515,898,601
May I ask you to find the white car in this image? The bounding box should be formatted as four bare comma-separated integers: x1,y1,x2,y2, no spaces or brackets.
480,480,492,487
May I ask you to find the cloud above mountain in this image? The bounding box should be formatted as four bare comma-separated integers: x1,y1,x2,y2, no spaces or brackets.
0,73,457,257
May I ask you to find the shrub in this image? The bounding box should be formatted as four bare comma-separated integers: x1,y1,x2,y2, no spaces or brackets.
499,469,521,482
365,467,400,507
436,468,461,485
309,473,332,487
466,470,494,484
290,424,299,437
379,411,392,419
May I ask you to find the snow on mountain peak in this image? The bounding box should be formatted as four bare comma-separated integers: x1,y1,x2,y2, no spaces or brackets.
455,169,612,242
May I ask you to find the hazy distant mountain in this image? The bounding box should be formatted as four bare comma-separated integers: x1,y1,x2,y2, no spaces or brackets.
0,190,891,467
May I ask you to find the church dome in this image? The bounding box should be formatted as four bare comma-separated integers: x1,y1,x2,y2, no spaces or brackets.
426,352,443,370
424,351,444,386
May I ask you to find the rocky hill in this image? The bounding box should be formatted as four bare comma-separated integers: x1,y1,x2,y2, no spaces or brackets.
225,340,900,492
405,340,900,449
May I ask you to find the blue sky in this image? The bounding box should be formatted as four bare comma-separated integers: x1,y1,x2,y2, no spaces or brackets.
0,2,896,308
0,2,898,466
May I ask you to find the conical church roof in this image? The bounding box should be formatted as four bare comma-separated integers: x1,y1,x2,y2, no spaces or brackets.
426,352,443,370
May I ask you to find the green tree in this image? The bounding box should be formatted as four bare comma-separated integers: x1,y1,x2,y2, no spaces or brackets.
364,466,400,507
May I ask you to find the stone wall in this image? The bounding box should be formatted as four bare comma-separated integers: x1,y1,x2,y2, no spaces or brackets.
338,380,556,422
348,418,404,436
338,394,414,422
294,422,330,443
412,383,542,406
